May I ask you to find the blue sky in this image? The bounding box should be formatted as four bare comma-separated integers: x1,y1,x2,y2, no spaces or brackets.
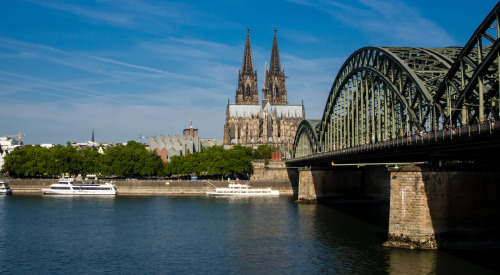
0,0,496,145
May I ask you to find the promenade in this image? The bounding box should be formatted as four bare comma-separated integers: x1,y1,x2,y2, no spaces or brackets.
6,179,294,195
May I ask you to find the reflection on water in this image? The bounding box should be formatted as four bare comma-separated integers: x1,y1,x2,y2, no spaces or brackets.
388,249,438,274
387,246,500,274
0,196,7,263
0,195,498,274
299,201,500,274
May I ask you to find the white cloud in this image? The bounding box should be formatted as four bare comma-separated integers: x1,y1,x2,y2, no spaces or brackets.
23,0,238,32
288,0,456,46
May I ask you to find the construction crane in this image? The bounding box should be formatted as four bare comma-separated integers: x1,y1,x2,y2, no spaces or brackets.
5,131,26,144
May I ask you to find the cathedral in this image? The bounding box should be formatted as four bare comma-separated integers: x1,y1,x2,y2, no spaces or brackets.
223,28,305,155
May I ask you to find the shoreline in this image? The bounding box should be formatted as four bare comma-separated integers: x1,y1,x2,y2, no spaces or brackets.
5,179,296,196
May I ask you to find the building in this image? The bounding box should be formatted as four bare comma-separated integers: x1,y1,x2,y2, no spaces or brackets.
71,129,112,153
223,28,305,156
183,119,199,138
0,136,24,170
149,122,223,162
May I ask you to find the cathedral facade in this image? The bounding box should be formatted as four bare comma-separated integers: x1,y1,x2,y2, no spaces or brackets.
223,28,305,155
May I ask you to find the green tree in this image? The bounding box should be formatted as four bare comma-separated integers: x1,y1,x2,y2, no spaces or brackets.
80,148,101,175
2,140,176,178
97,141,163,177
2,146,28,176
163,145,253,178
253,144,280,159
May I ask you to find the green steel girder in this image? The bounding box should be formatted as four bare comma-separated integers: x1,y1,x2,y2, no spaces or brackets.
293,119,320,158
317,46,458,152
434,2,500,126
291,3,500,159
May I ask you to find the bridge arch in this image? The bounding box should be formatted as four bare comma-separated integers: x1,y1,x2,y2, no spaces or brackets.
292,120,320,158
434,2,500,126
291,3,500,158
318,46,459,151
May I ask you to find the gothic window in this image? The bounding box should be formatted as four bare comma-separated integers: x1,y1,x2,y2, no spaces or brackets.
246,85,250,96
274,86,279,97
229,125,235,139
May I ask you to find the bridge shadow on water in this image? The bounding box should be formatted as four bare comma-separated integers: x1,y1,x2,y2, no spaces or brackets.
288,164,500,273
423,168,500,246
422,165,500,273
302,199,500,274
310,196,500,274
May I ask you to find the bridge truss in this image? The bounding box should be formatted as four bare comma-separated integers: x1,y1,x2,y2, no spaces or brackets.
293,3,500,157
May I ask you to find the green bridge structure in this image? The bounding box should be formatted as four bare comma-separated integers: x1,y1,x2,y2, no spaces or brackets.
286,3,500,249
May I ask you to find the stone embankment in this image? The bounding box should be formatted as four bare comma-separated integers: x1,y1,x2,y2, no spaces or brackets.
6,178,294,195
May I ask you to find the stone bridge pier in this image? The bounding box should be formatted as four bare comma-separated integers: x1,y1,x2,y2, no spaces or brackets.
296,166,390,203
385,166,500,249
296,165,500,249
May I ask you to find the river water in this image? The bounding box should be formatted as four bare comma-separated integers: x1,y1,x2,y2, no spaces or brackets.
0,195,498,274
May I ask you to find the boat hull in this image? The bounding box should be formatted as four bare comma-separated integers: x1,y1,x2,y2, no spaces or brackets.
0,183,12,195
42,181,117,196
0,190,12,195
206,192,279,196
42,189,117,195
206,188,279,196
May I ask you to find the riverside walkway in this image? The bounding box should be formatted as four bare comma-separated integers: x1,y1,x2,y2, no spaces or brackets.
6,179,294,195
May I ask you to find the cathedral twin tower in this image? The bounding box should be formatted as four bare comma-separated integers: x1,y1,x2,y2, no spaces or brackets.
224,27,304,150
236,27,287,106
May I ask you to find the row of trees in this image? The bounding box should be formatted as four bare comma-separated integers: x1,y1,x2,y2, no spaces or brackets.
2,141,163,178
165,145,254,177
2,142,281,179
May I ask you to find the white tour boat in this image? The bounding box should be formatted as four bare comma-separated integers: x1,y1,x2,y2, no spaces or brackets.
0,180,12,195
207,181,279,197
42,178,117,195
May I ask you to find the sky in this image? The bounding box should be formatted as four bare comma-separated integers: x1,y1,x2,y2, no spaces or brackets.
0,0,497,145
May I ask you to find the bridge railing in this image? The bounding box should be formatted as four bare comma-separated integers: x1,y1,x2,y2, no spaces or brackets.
296,120,499,159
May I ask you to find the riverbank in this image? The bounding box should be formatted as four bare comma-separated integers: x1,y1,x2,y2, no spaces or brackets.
5,179,295,195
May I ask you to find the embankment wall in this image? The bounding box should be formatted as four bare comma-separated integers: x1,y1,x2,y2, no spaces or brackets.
6,178,294,195
251,160,294,181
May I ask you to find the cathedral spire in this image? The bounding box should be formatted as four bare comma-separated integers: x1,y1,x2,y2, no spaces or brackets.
242,26,254,74
269,27,281,74
262,27,287,105
235,27,258,105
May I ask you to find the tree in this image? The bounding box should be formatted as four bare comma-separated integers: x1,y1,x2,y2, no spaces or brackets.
163,145,253,178
2,140,164,178
2,146,28,176
253,144,280,159
97,141,163,177
80,148,100,175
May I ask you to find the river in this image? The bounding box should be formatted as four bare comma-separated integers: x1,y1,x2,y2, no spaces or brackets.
0,195,498,274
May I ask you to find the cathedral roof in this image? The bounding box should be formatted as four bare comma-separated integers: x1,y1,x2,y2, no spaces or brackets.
228,104,303,118
228,105,262,117
272,105,303,118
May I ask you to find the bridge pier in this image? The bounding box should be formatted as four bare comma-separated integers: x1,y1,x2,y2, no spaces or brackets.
296,166,390,203
384,166,500,249
295,164,500,249
297,167,317,203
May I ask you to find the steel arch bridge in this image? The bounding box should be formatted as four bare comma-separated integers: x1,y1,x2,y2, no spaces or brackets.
292,2,500,158
293,119,320,158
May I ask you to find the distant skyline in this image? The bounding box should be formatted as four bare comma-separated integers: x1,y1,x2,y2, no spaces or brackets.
0,0,496,145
